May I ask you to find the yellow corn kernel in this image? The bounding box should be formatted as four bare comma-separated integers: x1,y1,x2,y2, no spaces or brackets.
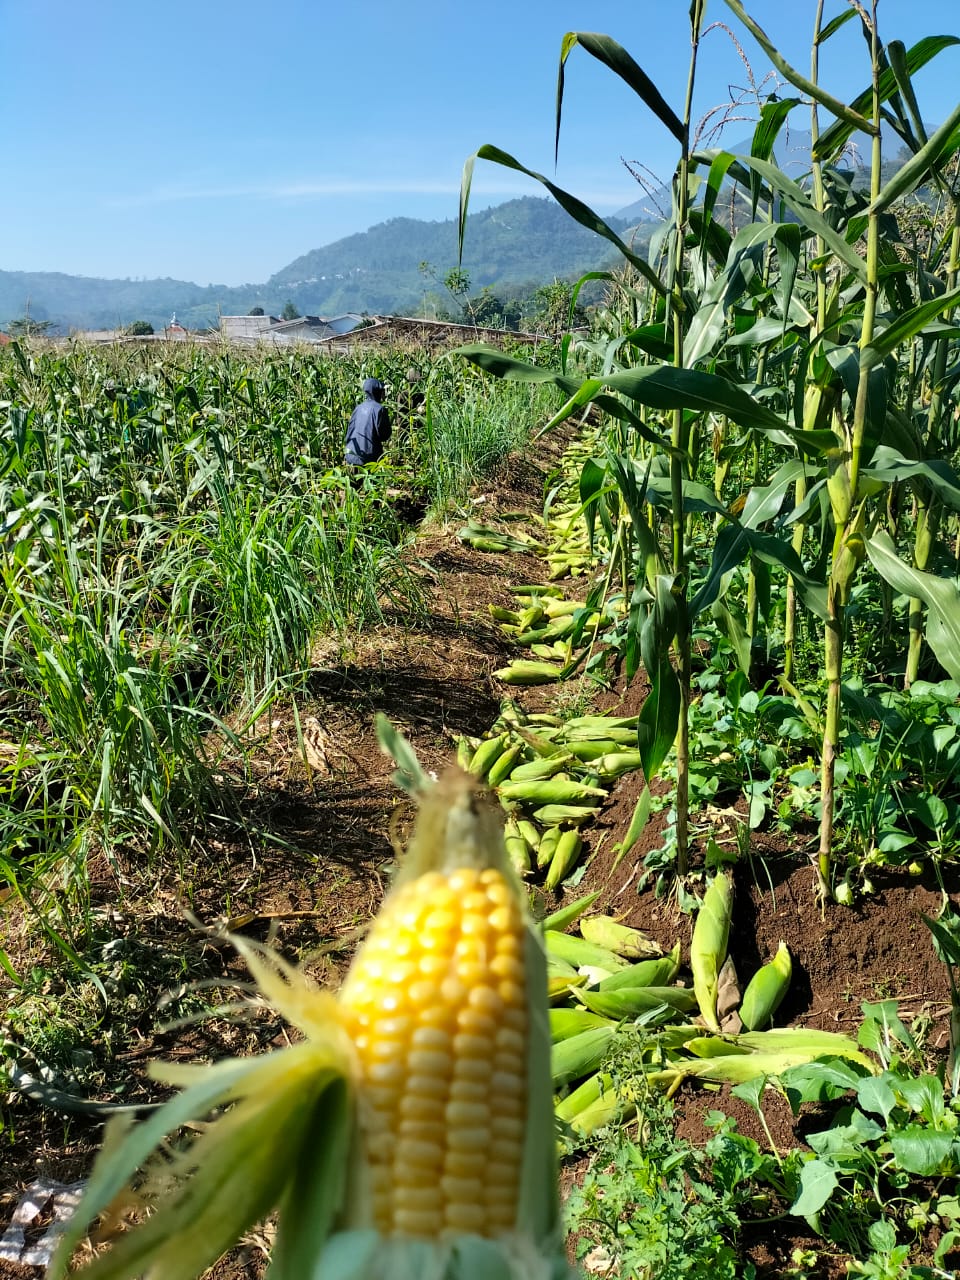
337,782,528,1241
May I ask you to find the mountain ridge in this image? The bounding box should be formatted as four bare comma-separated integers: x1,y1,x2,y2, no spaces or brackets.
0,196,641,335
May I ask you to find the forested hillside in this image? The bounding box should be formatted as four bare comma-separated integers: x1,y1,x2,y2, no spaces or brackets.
0,197,647,334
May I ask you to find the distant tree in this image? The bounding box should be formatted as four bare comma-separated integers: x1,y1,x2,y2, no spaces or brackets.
531,280,586,340
281,300,301,320
8,314,55,337
443,268,471,299
464,286,510,329
419,262,473,320
127,320,154,335
248,306,265,316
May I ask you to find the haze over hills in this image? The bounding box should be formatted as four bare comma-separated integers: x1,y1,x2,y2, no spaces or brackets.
0,196,643,335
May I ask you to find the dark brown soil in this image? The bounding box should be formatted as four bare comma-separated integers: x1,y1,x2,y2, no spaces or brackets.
2,428,957,1279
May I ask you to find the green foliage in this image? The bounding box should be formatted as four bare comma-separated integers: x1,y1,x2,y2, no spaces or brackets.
126,320,154,335
565,1092,755,1279
8,313,55,336
0,341,544,929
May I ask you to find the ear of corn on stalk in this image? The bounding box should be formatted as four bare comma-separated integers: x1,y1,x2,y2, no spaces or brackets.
690,873,733,1034
51,769,573,1280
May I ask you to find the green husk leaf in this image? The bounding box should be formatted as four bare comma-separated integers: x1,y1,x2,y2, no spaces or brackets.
690,874,733,1033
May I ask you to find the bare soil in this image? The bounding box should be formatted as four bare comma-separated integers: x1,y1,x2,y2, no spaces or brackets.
2,429,957,1279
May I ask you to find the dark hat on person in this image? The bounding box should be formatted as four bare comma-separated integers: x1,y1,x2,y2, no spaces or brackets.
363,377,385,398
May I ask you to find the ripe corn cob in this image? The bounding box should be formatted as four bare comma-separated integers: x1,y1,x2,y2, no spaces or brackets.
535,824,563,870
532,802,599,825
541,889,602,933
503,815,533,876
467,732,509,779
544,829,583,891
596,943,681,991
548,1008,613,1042
53,769,571,1280
552,1026,616,1088
493,659,566,685
577,985,699,1018
544,930,626,973
486,740,524,788
338,845,527,1236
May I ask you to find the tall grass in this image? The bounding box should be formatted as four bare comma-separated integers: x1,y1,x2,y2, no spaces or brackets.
417,372,558,516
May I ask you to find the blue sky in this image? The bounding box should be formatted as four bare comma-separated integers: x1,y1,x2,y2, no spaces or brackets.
5,1,958,286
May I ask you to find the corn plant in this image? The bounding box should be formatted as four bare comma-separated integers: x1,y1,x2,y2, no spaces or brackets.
456,2,960,902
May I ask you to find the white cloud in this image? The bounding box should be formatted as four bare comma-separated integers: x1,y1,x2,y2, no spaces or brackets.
106,173,638,210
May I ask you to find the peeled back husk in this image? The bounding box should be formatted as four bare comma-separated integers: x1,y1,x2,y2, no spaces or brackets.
580,915,663,959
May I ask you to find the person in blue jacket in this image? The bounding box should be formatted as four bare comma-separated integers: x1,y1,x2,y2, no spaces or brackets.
344,377,391,466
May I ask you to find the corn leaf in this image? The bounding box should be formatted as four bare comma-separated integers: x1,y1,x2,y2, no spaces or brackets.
864,531,960,681
861,447,960,512
270,1078,352,1279
869,102,960,214
813,34,960,161
861,281,960,370
557,32,683,148
460,147,666,297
